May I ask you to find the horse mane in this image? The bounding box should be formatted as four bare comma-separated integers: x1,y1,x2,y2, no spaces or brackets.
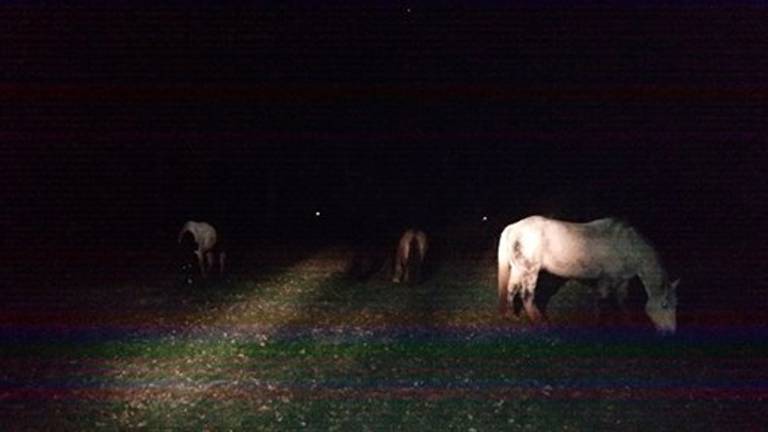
610,217,672,286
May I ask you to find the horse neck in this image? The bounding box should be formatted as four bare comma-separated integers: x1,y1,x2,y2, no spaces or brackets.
636,247,669,299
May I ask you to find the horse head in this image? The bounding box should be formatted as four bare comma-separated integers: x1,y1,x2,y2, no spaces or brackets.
646,278,679,334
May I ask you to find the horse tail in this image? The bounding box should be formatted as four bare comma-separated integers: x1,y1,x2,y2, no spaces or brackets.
497,227,512,315
498,259,510,314
178,227,188,243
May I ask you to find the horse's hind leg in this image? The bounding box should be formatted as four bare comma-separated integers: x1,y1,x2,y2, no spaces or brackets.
504,273,523,319
409,253,425,285
219,251,226,275
521,271,546,325
392,256,404,283
196,251,207,279
402,255,411,284
205,252,216,277
411,257,422,285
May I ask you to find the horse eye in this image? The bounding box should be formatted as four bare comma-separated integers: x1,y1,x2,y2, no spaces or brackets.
661,302,669,309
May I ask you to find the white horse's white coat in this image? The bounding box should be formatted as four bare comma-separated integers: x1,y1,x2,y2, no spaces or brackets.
178,221,226,278
497,215,678,333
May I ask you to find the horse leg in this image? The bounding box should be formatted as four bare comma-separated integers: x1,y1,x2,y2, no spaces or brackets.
521,271,546,325
205,251,216,278
404,255,412,284
392,254,404,283
615,280,629,312
595,278,613,323
499,259,527,318
416,242,427,283
614,280,630,324
196,251,207,279
219,251,226,275
411,256,422,284
498,288,509,316
503,269,525,319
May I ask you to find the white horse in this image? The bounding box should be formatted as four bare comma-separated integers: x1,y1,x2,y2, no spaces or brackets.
392,229,429,284
497,216,678,333
178,221,226,279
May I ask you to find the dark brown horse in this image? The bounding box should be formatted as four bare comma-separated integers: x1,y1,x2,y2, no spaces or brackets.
392,229,429,284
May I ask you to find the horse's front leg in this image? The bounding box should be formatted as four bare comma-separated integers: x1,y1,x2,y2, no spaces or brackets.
614,280,629,312
595,278,613,323
614,280,630,324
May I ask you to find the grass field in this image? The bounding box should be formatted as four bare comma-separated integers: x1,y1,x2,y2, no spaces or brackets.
2,241,767,430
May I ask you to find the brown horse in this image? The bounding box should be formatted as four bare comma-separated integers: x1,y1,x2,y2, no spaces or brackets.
498,216,678,333
392,229,429,284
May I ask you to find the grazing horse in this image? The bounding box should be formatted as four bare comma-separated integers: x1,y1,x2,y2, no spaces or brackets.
497,216,678,333
392,229,429,284
178,221,226,279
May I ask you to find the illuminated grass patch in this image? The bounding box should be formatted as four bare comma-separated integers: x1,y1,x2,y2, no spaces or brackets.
2,248,766,429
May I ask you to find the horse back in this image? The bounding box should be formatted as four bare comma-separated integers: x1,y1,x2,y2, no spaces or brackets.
183,221,219,252
502,216,654,279
556,218,658,278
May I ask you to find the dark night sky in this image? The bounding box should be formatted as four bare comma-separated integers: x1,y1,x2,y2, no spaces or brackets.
2,4,765,277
